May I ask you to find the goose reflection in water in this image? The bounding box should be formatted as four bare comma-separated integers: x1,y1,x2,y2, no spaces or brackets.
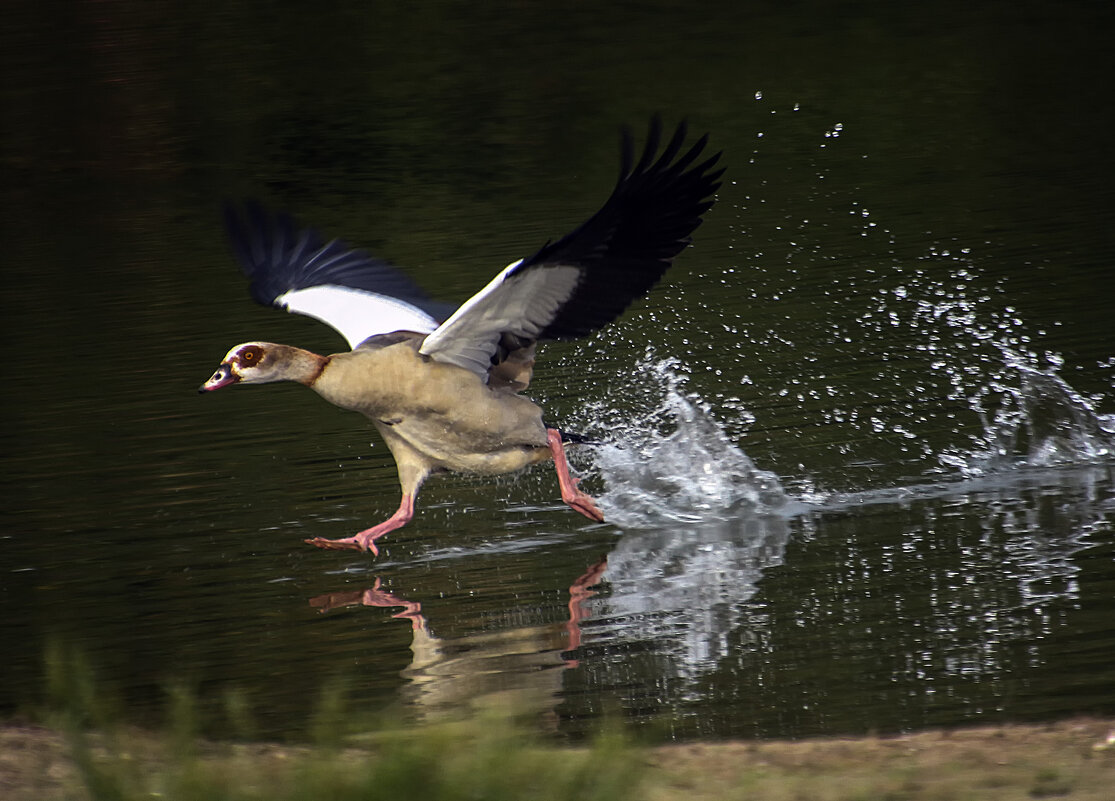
308,566,605,721
308,514,791,720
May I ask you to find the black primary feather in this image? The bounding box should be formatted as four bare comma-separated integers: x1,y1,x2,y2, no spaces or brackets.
222,200,452,322
511,115,724,341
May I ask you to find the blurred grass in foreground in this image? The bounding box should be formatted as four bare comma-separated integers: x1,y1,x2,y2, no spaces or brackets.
37,641,640,801
3,641,1112,801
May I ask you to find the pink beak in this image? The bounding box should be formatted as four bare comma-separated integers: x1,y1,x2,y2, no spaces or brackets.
198,363,239,393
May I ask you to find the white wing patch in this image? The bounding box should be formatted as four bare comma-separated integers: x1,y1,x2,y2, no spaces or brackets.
419,259,583,377
278,285,440,349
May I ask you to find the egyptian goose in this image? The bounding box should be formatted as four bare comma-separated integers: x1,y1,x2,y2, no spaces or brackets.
200,117,723,553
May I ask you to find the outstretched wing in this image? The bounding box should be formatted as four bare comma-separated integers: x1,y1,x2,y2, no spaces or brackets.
418,116,723,378
223,201,449,349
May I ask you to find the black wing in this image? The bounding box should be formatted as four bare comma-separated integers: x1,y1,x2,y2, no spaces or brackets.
223,201,452,347
419,116,723,377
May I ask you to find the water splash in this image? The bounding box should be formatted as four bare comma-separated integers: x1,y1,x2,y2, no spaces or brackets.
939,348,1115,477
563,237,1115,515
578,357,787,527
850,251,1115,480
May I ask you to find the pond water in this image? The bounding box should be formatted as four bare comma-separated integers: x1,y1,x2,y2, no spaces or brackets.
2,1,1114,742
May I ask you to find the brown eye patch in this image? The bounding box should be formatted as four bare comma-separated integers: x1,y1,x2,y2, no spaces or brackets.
240,346,262,364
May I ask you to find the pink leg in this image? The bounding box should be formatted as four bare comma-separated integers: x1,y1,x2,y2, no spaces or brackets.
563,556,608,666
547,428,604,522
360,578,426,631
308,579,425,630
305,493,414,555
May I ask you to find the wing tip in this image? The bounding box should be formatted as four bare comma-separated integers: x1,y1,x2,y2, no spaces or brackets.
614,115,723,198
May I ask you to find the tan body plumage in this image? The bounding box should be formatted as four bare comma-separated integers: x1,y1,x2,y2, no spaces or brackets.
314,336,552,477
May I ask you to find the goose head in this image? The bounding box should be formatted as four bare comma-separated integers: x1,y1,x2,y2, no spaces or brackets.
199,342,290,392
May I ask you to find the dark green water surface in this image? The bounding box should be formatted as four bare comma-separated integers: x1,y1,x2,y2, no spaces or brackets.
2,1,1113,741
